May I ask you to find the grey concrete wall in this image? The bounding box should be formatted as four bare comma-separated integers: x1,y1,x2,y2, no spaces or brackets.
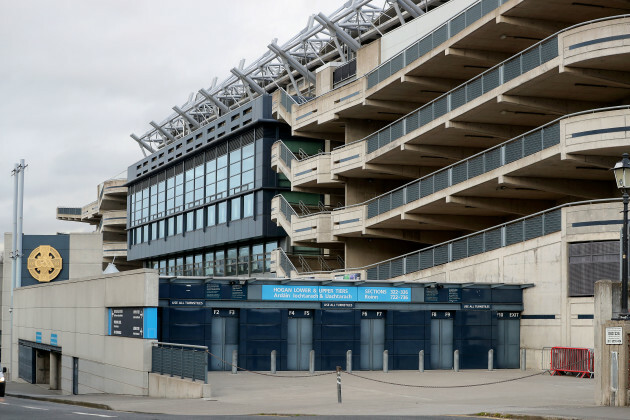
8,268,158,395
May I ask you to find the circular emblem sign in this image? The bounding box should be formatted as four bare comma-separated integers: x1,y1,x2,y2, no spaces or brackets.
27,245,63,282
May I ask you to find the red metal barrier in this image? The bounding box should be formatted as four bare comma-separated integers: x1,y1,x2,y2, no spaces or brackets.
550,347,594,378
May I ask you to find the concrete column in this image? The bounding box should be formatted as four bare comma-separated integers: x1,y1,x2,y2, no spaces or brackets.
271,350,277,374
419,350,424,373
454,350,459,372
383,350,388,373
346,350,352,373
49,352,59,390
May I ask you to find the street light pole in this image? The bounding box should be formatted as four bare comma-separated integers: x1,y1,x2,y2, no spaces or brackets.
612,153,630,319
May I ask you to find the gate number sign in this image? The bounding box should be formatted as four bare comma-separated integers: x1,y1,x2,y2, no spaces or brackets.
605,327,622,345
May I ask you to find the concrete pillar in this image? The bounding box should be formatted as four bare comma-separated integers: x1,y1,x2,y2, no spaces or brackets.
419,350,424,373
346,350,352,373
383,350,388,373
309,350,315,374
231,350,238,374
488,349,494,371
49,352,60,390
454,350,459,372
271,350,277,374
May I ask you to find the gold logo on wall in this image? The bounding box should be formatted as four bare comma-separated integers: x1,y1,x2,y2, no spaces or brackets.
27,245,63,282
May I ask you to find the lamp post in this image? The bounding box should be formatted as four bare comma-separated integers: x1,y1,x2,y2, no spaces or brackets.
612,153,630,319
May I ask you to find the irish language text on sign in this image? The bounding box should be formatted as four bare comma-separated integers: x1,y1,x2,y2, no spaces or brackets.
262,285,410,302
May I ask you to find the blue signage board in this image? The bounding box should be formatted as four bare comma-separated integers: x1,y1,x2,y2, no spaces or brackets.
107,307,157,339
51,333,58,346
262,285,411,303
35,331,42,343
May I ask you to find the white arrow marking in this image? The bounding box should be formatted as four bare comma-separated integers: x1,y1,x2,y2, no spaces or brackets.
72,413,117,418
22,405,48,410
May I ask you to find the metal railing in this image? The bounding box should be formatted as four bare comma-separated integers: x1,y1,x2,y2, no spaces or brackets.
275,140,298,169
279,88,308,114
277,247,298,277
366,0,509,89
362,105,628,219
333,59,357,88
151,342,208,383
277,194,298,222
57,207,82,216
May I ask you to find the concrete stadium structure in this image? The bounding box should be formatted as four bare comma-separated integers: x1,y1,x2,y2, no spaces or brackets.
2,0,629,396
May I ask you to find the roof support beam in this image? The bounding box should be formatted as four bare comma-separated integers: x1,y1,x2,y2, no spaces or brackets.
314,13,361,52
446,195,554,216
172,106,200,130
149,121,177,143
198,88,230,113
397,0,424,18
498,175,614,199
268,42,316,85
130,134,155,154
231,67,266,96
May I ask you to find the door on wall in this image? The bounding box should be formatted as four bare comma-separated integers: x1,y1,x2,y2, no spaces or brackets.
430,311,454,370
360,310,385,370
496,311,520,368
287,309,313,370
210,309,239,371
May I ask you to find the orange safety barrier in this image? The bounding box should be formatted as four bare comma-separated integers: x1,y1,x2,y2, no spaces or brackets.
550,347,594,378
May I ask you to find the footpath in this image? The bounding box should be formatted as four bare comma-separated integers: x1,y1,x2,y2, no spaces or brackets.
5,369,630,418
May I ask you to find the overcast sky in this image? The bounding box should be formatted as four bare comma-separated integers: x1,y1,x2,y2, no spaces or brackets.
0,0,344,253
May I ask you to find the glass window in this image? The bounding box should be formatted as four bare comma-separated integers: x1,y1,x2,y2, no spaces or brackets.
151,222,157,240
231,197,241,221
207,205,216,226
143,225,149,243
167,217,174,237
218,202,227,224
215,250,225,276
238,245,250,275
242,143,254,158
196,208,204,229
265,241,277,272
186,211,194,232
204,251,214,276
243,193,254,218
251,244,264,274
226,247,237,276
176,214,183,234
158,220,165,239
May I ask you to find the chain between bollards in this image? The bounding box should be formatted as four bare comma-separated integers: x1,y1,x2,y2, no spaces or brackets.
336,366,342,403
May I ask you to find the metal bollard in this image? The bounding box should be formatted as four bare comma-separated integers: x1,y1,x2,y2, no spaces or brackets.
611,351,619,403
419,350,424,373
271,350,277,374
520,348,526,371
232,349,238,374
336,366,342,403
309,349,315,374
383,350,388,373
454,350,459,372
346,350,352,373
488,349,494,371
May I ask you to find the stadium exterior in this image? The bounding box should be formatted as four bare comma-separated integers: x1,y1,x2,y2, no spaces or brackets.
2,0,629,395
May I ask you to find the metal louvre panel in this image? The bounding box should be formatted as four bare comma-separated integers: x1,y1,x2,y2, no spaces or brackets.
391,258,404,278
378,61,391,83
205,148,216,160
152,347,161,372
484,147,501,172
434,245,449,265
406,181,420,203
569,240,620,297
592,240,619,255
216,142,228,156
452,239,468,261
524,214,543,241
542,123,560,148
543,209,561,234
420,176,434,197
467,77,482,102
171,349,182,377
378,195,391,214
242,129,255,144
433,24,448,47
367,71,379,89
367,200,379,219
366,267,378,280
521,46,541,74
255,126,264,139
485,228,502,251
419,105,433,126
452,162,468,185
367,133,379,154
434,170,449,192
504,137,523,164
391,120,404,141
434,96,448,119
541,37,559,63
468,155,484,178
378,262,390,280
405,42,420,65
523,130,542,156
419,35,433,57
468,233,484,256
406,111,419,133
420,249,433,270
503,56,521,83
229,137,242,151
481,0,500,15
451,86,467,110
450,12,466,37
391,53,405,74
466,2,482,25
569,242,591,256
378,127,391,148
184,159,195,170
194,351,207,380
482,68,500,93
183,351,193,378
506,221,524,246
391,189,404,209
406,253,420,273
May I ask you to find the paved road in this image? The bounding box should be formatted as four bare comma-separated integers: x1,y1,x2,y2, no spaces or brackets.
0,395,490,420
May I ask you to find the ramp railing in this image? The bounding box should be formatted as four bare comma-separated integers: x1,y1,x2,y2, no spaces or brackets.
151,342,208,383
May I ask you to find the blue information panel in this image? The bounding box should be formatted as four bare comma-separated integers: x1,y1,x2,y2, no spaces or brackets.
262,285,411,302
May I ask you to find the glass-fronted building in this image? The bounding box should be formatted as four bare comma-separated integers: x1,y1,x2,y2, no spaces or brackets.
126,95,293,277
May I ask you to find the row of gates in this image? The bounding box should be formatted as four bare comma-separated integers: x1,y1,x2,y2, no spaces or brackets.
209,309,520,371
